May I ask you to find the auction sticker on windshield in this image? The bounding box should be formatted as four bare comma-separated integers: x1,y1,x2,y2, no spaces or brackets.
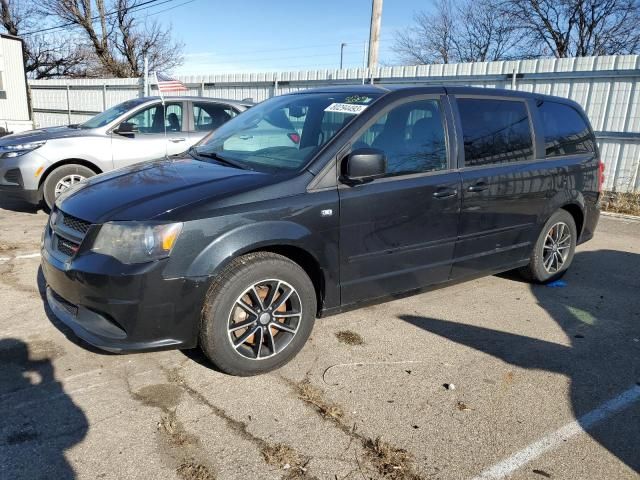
324,103,368,114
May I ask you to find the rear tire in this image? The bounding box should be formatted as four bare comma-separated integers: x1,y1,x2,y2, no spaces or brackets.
42,164,95,209
199,252,317,376
519,209,577,283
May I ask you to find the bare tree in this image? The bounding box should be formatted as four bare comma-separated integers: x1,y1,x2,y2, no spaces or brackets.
394,0,456,64
393,0,522,65
41,0,184,77
454,0,522,62
1,0,87,78
503,0,640,57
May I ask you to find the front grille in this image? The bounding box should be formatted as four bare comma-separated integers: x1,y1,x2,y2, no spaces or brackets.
56,236,80,257
50,290,78,317
3,168,22,186
60,211,91,235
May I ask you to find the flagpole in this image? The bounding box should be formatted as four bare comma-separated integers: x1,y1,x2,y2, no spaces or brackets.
154,72,168,158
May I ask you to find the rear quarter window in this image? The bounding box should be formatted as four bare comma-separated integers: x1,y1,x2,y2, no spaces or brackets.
457,98,534,166
536,101,596,157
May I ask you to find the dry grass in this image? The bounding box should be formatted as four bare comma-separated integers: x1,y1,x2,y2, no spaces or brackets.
364,436,422,480
601,191,640,216
261,443,301,468
335,330,365,346
176,461,216,480
296,380,344,420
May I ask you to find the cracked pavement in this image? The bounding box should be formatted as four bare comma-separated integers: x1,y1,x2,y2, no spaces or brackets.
1,197,638,480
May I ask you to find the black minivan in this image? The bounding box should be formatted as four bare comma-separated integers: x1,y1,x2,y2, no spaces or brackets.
41,86,602,375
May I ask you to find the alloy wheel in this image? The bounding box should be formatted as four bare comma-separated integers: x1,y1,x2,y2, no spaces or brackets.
227,279,302,360
54,174,85,197
542,222,571,274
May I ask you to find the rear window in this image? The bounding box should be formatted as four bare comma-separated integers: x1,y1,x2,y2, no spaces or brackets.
457,98,534,166
537,101,595,157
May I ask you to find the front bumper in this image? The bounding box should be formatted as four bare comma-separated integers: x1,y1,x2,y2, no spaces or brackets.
0,184,41,204
0,150,47,205
41,233,209,353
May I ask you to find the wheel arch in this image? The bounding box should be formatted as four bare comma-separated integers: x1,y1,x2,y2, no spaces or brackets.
38,159,102,189
184,221,333,314
560,203,584,238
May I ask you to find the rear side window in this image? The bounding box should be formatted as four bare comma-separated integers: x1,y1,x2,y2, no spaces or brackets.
536,101,595,157
457,98,533,166
193,103,237,131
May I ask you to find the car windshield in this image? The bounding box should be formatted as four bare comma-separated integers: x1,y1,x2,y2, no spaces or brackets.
79,99,148,129
194,92,381,172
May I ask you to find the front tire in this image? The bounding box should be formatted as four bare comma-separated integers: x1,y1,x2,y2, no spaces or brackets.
42,164,95,209
519,209,577,283
199,252,317,376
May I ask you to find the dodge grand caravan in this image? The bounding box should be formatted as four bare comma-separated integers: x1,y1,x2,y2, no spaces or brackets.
41,86,602,376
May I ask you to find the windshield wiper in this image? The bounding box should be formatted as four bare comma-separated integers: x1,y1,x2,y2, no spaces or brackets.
192,149,249,170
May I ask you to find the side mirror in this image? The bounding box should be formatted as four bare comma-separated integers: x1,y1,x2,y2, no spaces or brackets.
114,122,138,137
342,148,386,184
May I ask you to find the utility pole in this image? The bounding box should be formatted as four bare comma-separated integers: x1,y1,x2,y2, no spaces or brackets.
367,0,383,68
143,54,149,97
340,42,347,69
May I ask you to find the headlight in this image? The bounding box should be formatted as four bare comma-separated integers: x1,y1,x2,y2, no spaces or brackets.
91,222,183,264
1,140,46,158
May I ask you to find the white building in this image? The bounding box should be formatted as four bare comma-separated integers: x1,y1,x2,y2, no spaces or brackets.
0,34,32,134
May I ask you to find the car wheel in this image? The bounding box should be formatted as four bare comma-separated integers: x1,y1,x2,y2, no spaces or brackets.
519,209,577,283
199,252,317,376
42,164,95,209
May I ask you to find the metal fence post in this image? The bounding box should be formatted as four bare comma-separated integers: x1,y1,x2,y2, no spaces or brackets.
66,84,71,124
102,84,107,111
200,81,205,96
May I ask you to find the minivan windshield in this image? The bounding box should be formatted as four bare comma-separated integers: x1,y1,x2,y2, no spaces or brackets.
79,99,148,129
194,92,381,172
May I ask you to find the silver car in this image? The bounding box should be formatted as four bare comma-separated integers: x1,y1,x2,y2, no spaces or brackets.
0,96,252,208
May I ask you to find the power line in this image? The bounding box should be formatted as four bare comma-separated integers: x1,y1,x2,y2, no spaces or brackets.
21,0,176,36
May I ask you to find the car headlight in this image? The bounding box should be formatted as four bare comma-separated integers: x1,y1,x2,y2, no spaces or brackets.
0,140,46,158
91,222,183,264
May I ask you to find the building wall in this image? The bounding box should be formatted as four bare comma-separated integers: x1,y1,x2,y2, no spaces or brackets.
28,55,640,192
0,35,31,133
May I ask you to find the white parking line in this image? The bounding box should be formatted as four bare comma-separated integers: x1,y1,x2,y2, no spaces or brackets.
472,384,640,479
0,252,41,262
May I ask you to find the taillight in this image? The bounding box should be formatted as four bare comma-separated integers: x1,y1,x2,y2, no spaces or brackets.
288,132,300,144
598,160,605,193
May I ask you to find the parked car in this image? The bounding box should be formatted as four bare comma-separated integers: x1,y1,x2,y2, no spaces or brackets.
41,85,602,376
0,96,252,208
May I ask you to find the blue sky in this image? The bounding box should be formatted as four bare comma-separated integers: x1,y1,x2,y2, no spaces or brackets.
148,0,427,74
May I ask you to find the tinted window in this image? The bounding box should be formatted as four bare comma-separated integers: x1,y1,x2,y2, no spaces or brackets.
537,101,595,157
125,103,182,134
458,99,533,166
354,99,447,177
193,103,237,131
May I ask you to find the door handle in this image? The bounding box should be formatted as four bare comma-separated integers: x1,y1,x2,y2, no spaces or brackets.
169,138,186,143
433,187,458,199
467,182,488,192
239,135,253,140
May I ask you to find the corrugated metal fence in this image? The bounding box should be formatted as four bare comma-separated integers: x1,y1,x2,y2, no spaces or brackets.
29,55,640,192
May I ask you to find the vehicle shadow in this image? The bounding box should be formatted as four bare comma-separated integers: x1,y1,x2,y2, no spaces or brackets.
0,338,88,478
36,267,114,355
399,249,640,473
0,197,42,214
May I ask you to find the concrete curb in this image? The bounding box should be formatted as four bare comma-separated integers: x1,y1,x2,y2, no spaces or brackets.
601,211,640,222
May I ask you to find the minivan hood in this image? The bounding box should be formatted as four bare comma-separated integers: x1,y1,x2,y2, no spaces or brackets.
0,126,91,145
56,157,274,223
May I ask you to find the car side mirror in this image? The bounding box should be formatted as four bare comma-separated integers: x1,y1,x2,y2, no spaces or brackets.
342,148,386,184
114,122,138,137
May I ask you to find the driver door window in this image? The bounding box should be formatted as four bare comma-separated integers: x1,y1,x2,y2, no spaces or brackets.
125,103,183,134
354,99,448,177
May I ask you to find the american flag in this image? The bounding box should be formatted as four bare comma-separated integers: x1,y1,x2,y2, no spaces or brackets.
155,72,188,93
